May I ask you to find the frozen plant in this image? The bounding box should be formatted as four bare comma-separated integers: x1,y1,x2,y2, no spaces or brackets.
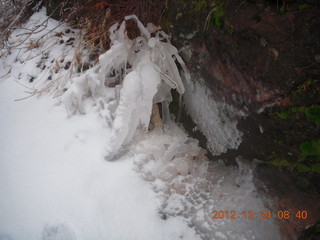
61,15,190,160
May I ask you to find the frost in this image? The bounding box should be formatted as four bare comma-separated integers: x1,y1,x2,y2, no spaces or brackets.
61,15,189,160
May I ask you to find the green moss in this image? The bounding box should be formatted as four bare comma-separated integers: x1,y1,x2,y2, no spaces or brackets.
298,3,310,10
275,106,320,125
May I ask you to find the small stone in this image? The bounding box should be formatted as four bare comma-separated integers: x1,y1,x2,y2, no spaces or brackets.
315,55,320,63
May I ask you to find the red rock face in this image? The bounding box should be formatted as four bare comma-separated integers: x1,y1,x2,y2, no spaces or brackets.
188,39,284,112
180,2,320,114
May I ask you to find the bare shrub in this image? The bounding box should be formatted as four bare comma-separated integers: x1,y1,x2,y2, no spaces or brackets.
43,0,168,52
0,0,42,47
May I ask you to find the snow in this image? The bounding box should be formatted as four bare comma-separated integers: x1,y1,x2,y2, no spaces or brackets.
0,8,282,240
0,63,200,240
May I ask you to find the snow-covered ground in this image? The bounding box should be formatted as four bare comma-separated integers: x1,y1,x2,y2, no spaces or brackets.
0,9,282,240
0,71,201,240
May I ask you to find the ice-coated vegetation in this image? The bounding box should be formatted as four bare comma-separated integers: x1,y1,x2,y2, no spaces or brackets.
62,15,189,160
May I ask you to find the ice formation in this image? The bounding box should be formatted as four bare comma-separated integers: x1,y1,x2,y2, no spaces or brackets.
183,76,245,155
62,15,189,160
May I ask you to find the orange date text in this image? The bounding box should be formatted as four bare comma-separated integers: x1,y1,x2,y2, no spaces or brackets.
211,210,308,220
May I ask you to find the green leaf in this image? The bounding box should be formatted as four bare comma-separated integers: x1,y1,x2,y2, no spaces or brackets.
256,3,265,9
305,106,320,124
306,79,315,85
296,164,311,173
297,155,306,162
279,6,286,15
192,0,207,12
311,163,320,172
298,4,310,10
211,5,224,29
276,112,290,119
291,107,305,113
215,5,224,18
299,139,320,156
267,159,289,167
231,43,239,50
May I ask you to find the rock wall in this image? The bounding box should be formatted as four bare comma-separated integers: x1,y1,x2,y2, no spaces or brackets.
164,0,320,239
